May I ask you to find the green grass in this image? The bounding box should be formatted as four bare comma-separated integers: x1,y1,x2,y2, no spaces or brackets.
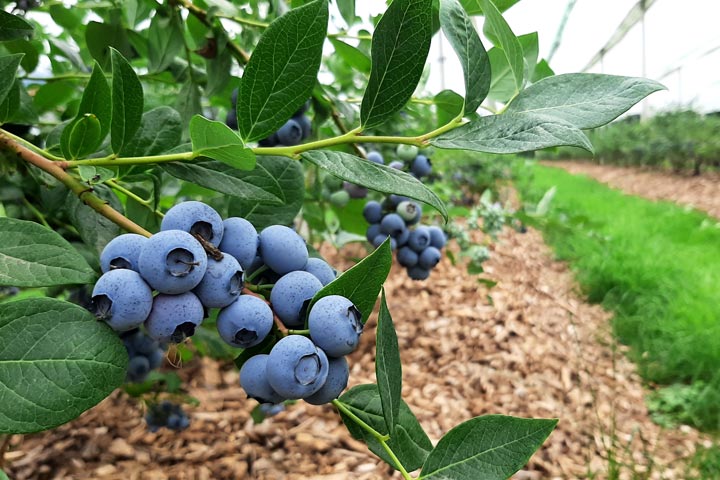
515,163,720,431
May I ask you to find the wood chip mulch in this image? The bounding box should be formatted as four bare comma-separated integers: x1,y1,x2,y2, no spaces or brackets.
3,227,712,480
545,161,720,219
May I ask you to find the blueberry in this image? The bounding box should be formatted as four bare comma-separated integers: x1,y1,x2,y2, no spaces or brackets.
161,201,224,247
428,226,447,249
193,255,244,308
385,194,409,209
240,354,285,404
259,132,279,147
266,335,329,399
304,356,349,405
407,265,431,281
308,295,363,357
295,114,312,140
388,161,404,170
226,108,238,130
269,271,323,327
217,294,274,348
329,189,350,207
138,230,208,294
366,223,381,243
407,226,431,252
323,174,343,191
396,201,422,225
380,213,405,237
397,246,419,267
418,246,442,269
366,151,384,165
372,234,396,250
292,100,311,117
259,403,285,417
343,182,368,199
259,225,308,275
219,217,259,272
363,201,383,224
148,348,165,370
395,226,409,247
411,155,432,178
100,233,148,273
276,118,303,145
303,258,337,286
132,330,159,355
396,144,419,161
145,292,205,343
91,269,153,332
127,355,151,382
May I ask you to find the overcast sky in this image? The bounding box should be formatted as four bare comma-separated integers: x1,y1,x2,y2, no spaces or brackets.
355,0,720,114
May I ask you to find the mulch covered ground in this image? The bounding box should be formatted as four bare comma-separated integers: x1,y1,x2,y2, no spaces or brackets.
3,226,711,479
546,161,720,219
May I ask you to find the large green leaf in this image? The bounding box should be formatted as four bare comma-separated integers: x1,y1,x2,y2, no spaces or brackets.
360,0,432,128
481,0,523,91
329,38,371,74
505,73,666,129
337,0,356,25
434,89,464,128
227,156,304,230
308,239,392,325
0,79,20,124
0,54,23,108
85,22,133,69
161,160,282,203
0,467,8,480
0,10,33,41
338,384,433,472
65,186,122,254
439,0,490,114
420,415,557,479
147,13,184,72
460,0,520,14
78,63,112,138
65,114,103,159
120,106,183,157
0,298,127,434
0,217,95,287
430,113,593,154
487,33,544,103
190,115,256,170
238,0,329,142
301,150,448,220
376,289,402,435
110,48,144,154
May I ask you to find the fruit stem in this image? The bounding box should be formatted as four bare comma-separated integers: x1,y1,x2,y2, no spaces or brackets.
245,265,269,284
286,329,309,335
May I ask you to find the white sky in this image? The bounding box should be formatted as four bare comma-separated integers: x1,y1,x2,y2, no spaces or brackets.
355,0,720,114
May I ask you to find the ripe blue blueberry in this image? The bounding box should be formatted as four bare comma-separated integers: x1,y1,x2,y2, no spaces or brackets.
418,246,442,269
277,118,303,145
397,246,419,267
363,201,383,224
428,226,447,249
411,155,432,177
295,114,312,140
303,258,337,286
407,226,431,252
395,226,410,247
127,355,151,382
138,230,208,294
372,234,396,250
161,201,224,247
148,348,165,370
219,217,259,271
266,335,329,399
304,356,349,405
144,292,205,343
396,144,419,161
380,213,405,237
270,271,323,327
259,225,308,275
388,161,404,170
100,233,148,273
308,295,363,357
259,403,285,417
240,354,285,404
366,223,381,243
91,269,153,332
217,294,274,348
343,182,368,199
366,151,384,165
193,254,244,308
407,265,431,281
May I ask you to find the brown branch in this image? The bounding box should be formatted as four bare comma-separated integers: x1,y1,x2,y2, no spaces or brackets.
0,132,152,238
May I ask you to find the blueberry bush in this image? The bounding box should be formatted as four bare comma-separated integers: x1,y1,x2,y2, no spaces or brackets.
0,0,662,477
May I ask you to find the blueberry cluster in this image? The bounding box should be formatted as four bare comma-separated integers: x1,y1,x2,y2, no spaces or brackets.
364,196,447,281
145,401,190,432
121,329,165,383
395,145,433,179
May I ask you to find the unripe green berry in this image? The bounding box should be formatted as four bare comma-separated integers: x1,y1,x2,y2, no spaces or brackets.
330,189,350,207
396,144,419,161
396,201,420,222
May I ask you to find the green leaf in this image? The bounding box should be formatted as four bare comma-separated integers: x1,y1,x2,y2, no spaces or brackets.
147,13,184,72
419,415,558,479
376,289,402,435
0,79,20,124
66,114,103,159
85,21,134,69
120,106,183,157
360,0,432,128
301,150,448,221
77,166,115,184
434,89,464,128
505,73,666,129
460,0,520,14
0,298,127,434
175,81,203,133
227,156,304,229
238,0,329,142
308,238,392,325
0,467,7,480
487,33,537,103
0,217,95,287
0,54,23,107
78,63,112,139
32,80,75,112
0,10,33,41
4,39,40,74
338,384,433,472
110,48,144,154
161,160,282,203
337,0,356,25
190,115,256,170
531,58,554,83
329,38,371,74
439,0,490,114
430,113,593,154
65,186,122,254
481,0,523,91
520,32,539,82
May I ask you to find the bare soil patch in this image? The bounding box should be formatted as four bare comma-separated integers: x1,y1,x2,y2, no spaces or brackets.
4,228,708,479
